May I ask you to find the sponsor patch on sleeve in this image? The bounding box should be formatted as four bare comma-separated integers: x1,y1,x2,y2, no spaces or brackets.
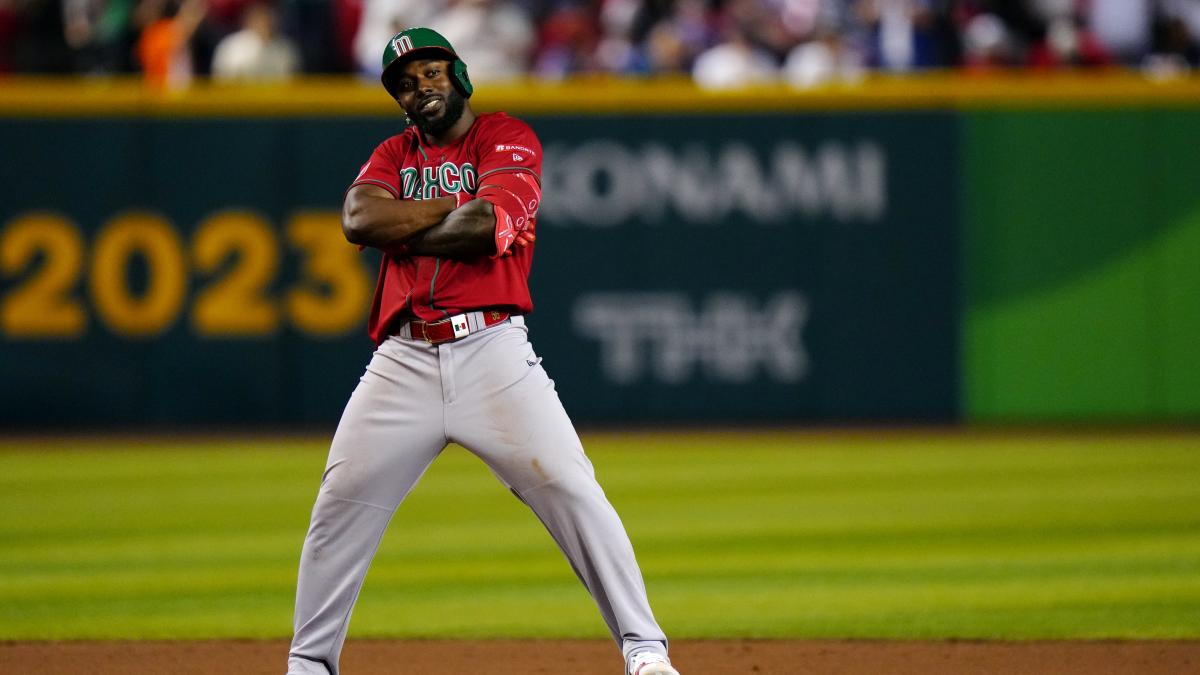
495,144,536,156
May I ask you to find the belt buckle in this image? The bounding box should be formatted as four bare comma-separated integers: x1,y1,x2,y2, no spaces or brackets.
412,319,438,344
414,321,432,343
450,313,470,339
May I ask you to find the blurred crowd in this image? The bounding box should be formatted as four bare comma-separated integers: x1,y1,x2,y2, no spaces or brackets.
2,0,1199,89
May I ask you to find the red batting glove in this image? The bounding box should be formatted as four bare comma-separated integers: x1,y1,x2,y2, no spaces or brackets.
499,221,535,258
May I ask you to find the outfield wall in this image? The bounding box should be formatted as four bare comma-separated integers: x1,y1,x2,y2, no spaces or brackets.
0,75,1197,427
964,109,1200,422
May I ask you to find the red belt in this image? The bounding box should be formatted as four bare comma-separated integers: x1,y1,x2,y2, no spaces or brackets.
407,311,510,345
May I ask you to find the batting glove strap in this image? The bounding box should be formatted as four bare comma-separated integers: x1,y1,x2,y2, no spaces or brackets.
490,204,517,259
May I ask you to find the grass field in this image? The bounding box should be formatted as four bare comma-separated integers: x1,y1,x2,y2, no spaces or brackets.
1,430,1198,641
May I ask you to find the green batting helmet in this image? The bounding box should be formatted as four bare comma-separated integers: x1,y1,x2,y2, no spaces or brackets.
381,27,473,99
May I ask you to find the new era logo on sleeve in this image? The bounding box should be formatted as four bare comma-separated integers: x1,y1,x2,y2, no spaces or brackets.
512,153,523,161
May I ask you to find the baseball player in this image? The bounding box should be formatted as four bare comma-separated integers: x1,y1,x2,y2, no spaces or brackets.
286,28,680,675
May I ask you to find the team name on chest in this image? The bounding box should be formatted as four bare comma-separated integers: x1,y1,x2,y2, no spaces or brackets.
400,162,477,201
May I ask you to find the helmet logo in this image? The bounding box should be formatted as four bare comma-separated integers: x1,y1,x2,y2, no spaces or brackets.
391,34,414,57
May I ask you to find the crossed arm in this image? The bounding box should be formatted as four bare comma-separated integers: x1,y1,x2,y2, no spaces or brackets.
342,184,503,259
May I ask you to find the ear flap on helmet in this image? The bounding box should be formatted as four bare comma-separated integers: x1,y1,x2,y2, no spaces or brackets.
452,60,474,98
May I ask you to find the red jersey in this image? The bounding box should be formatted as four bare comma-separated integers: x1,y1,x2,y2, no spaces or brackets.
350,112,542,345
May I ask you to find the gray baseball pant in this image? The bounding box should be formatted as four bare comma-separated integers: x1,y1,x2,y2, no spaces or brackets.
287,317,667,675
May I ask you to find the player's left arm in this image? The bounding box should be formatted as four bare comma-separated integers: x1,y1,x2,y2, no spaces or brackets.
402,199,510,259
404,183,538,259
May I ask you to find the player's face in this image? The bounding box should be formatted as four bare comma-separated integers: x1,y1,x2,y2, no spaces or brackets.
394,58,465,137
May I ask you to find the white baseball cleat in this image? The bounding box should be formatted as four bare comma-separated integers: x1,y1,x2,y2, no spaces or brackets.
627,651,680,675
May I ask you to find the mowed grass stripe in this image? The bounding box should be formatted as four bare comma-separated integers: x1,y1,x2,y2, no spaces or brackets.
0,432,1197,640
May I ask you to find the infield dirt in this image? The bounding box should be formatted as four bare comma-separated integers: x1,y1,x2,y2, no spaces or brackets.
2,639,1198,674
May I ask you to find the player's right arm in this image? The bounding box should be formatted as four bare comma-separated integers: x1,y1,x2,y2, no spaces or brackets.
341,184,456,251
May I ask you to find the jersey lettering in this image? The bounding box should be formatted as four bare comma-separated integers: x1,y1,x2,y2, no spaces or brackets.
462,163,477,192
420,166,439,200
439,163,462,193
400,167,419,199
393,163,478,201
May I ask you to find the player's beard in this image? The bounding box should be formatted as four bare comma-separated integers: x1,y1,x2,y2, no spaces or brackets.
410,89,466,137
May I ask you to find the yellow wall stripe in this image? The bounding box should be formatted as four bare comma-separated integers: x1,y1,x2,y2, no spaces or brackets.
1,72,1198,117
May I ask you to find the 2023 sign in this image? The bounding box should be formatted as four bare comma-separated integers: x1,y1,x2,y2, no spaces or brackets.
0,210,372,339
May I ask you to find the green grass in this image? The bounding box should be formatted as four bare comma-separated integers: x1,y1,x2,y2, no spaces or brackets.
1,431,1198,640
